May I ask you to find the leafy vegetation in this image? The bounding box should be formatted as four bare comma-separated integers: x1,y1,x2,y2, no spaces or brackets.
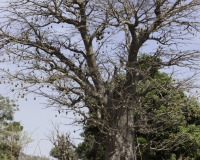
0,95,32,160
75,55,200,160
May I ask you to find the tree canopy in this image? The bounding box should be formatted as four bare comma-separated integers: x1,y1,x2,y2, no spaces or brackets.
0,95,21,160
0,95,32,160
75,55,200,160
0,0,200,159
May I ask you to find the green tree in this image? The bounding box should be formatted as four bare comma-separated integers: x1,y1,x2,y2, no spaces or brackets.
0,95,31,160
50,146,77,160
76,131,105,160
135,73,200,160
48,124,78,160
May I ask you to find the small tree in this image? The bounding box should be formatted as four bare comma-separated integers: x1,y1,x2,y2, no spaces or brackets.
48,124,78,160
0,95,32,160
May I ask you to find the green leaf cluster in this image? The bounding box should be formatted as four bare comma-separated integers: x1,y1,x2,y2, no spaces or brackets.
0,95,24,160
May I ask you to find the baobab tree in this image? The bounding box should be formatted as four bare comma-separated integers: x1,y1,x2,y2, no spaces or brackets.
0,0,200,159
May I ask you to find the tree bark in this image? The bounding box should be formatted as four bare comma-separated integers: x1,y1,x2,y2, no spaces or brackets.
105,84,137,160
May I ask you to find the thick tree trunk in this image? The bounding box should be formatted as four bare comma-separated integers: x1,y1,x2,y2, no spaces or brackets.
105,110,136,160
105,95,136,160
105,34,140,159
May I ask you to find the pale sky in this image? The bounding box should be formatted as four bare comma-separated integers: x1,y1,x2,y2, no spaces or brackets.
0,84,82,158
0,0,83,157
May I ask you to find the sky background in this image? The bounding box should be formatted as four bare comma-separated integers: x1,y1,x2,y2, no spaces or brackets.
0,83,82,158
0,0,82,158
0,0,200,159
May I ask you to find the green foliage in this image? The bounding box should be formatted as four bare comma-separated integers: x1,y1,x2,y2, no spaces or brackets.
50,146,77,160
76,130,105,160
76,55,200,160
138,53,161,78
134,68,200,159
0,95,18,122
135,70,200,159
49,132,78,160
0,95,28,160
